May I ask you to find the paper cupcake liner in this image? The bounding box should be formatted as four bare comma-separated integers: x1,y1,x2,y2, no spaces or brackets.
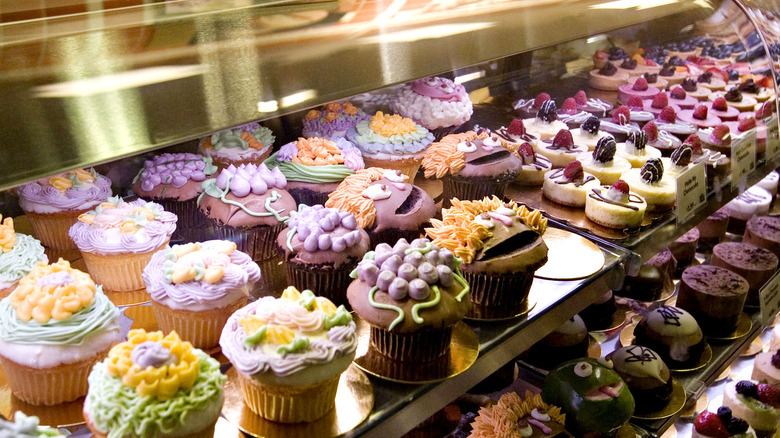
368,227,426,249
361,156,422,182
287,188,331,207
370,325,453,362
462,270,534,319
212,152,272,172
104,288,150,306
0,351,107,405
86,413,217,438
25,210,84,250
0,282,17,299
80,242,167,291
430,125,462,141
441,175,514,208
285,259,358,308
238,372,340,423
254,256,287,298
154,198,209,244
152,297,247,350
212,223,285,262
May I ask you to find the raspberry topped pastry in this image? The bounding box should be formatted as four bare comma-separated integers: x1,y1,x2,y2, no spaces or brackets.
514,93,551,119
535,129,589,168
698,124,733,156
601,106,640,142
617,130,663,168
706,96,741,121
579,136,632,185
573,90,613,117
494,118,537,145
543,160,601,207
589,62,630,91
679,103,723,128
515,142,552,186
586,179,647,229
618,76,661,104
709,87,758,112
695,71,728,91
643,120,682,155
644,92,682,116
668,86,699,110
655,106,698,143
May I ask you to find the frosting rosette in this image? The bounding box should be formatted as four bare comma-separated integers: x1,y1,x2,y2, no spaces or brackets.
199,122,275,162
265,136,364,183
143,240,261,311
390,76,473,130
0,215,47,290
302,101,370,139
346,111,434,155
16,168,112,214
0,412,62,437
68,196,177,255
85,329,225,438
133,152,217,200
219,286,357,379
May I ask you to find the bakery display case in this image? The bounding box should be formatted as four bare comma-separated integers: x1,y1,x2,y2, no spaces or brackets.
2,0,780,437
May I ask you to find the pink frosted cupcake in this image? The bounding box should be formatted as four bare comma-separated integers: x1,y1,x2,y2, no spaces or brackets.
69,197,177,294
16,168,112,254
143,240,260,350
390,76,473,139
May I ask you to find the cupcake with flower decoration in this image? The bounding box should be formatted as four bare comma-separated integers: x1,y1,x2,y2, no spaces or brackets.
0,412,64,436
0,259,120,405
198,122,275,171
84,329,225,437
390,76,473,139
426,197,548,319
143,240,261,350
220,286,357,422
346,111,434,180
264,136,364,206
69,197,176,295
348,237,470,361
16,168,112,253
132,152,218,243
0,215,47,298
302,101,370,139
277,205,369,306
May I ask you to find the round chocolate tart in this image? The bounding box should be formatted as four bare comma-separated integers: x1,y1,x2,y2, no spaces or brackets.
676,265,749,337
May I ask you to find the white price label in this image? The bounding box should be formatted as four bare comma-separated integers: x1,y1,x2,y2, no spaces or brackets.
675,160,706,224
766,118,780,161
732,131,757,189
760,271,780,325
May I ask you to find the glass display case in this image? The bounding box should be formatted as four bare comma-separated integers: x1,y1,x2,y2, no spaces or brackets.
1,0,780,437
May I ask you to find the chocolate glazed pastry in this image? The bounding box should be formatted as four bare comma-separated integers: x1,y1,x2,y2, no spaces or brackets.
676,265,748,337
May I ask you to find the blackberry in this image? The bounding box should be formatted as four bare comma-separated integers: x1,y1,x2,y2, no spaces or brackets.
735,380,758,399
727,417,749,434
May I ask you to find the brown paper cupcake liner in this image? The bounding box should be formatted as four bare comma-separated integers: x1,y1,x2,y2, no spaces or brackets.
285,259,358,308
461,270,534,319
86,412,217,438
153,198,210,244
80,242,167,291
370,325,453,362
0,351,108,405
238,373,340,423
152,297,247,350
254,256,287,298
25,210,84,250
212,223,285,262
212,151,272,172
430,125,462,141
286,188,331,207
0,282,17,299
361,156,422,181
441,174,515,208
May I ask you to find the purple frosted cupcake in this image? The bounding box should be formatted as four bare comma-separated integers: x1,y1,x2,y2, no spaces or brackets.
390,76,473,139
302,102,370,139
132,152,217,243
277,205,370,306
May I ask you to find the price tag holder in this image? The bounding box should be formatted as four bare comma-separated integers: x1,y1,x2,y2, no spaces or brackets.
766,118,780,161
731,130,757,190
760,271,780,325
675,160,706,225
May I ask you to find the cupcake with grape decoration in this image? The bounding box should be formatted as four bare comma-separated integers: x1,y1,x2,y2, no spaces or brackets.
277,205,370,306
84,329,225,437
220,286,357,422
348,237,470,361
143,240,261,350
264,136,364,206
198,122,275,171
0,259,120,405
426,197,548,319
0,215,47,299
390,76,473,139
301,101,370,139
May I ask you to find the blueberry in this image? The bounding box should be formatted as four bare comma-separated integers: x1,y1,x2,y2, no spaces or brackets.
717,406,732,423
735,381,758,399
727,417,749,434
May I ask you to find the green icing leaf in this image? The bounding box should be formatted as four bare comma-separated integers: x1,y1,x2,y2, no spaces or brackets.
124,211,148,228
324,306,353,329
297,290,316,311
277,337,310,356
67,172,83,189
244,325,267,347
200,179,225,199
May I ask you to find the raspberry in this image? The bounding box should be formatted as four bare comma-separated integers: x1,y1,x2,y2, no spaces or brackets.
534,93,551,109
517,143,535,164
757,101,775,118
560,98,578,114
612,106,631,124
710,125,731,145
670,86,686,99
758,75,774,88
738,116,757,132
735,380,758,399
659,106,677,123
652,92,669,109
717,406,732,423
712,96,729,111
643,121,659,142
632,77,649,91
508,119,527,136
694,411,729,438
645,58,658,66
551,129,574,150
692,104,709,120
563,160,584,180
627,95,644,110
706,67,728,81
757,383,780,408
611,180,629,194
727,417,749,435
684,134,703,154
574,90,588,105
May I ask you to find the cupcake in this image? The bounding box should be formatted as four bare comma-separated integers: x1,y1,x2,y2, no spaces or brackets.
301,101,370,139
0,259,120,405
277,205,370,306
84,329,225,437
469,391,567,438
346,111,434,180
349,237,470,361
426,197,548,319
0,412,64,436
143,240,261,350
390,76,473,139
422,130,521,208
325,167,436,247
131,152,217,243
69,197,177,293
0,215,47,298
220,287,357,422
265,136,364,205
16,168,112,253
198,122,275,170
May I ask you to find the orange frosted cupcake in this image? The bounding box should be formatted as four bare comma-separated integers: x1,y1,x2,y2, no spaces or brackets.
0,259,120,405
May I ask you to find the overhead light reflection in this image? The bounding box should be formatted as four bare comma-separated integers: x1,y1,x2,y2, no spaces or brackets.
589,0,679,9
257,100,279,113
33,66,206,98
280,89,317,108
587,35,608,44
454,71,485,85
361,23,495,44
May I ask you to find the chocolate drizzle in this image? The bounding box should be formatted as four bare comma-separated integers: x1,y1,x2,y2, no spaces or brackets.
658,306,684,326
630,131,648,151
640,158,664,184
593,136,617,163
537,100,558,123
671,144,692,167
496,126,535,142
623,345,659,363
599,62,618,77
589,187,642,211
737,190,767,204
550,168,596,187
724,87,742,102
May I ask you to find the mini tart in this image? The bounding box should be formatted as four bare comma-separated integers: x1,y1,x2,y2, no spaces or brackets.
618,82,660,103
542,168,601,207
589,67,630,91
696,75,728,91
616,140,663,168
585,185,646,229
722,380,780,437
705,101,741,121
668,91,700,110
632,74,668,90
709,91,759,111
658,69,688,88
678,108,723,128
752,351,780,385
522,118,568,141
534,136,589,168
684,84,713,101
579,154,632,186
620,167,676,212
